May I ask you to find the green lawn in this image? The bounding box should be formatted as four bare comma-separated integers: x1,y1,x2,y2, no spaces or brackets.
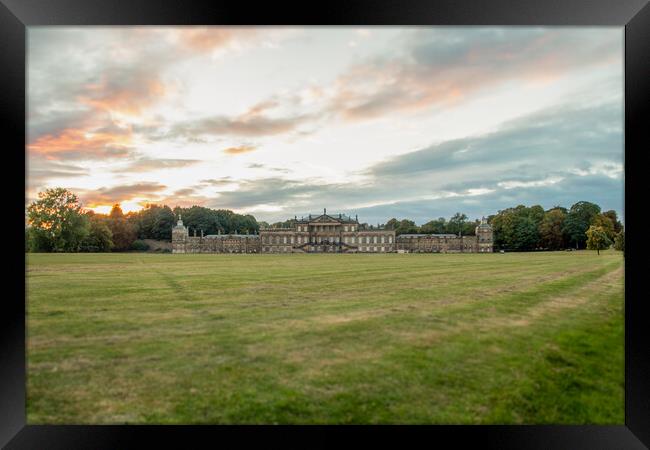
26,251,624,424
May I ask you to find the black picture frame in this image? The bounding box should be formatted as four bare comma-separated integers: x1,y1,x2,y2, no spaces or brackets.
2,0,648,448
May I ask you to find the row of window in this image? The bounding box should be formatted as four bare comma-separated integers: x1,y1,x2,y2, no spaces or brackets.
262,235,394,244
263,246,292,252
259,246,394,253
297,225,358,232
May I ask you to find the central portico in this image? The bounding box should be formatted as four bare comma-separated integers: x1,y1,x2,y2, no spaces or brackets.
260,209,396,253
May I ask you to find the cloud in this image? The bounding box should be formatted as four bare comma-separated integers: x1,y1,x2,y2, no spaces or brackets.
76,182,168,206
199,177,235,186
26,158,89,201
223,145,257,155
28,123,134,160
189,113,308,138
77,69,167,117
326,28,621,122
173,188,197,196
116,157,201,173
368,100,622,182
204,99,622,224
173,27,258,52
27,28,178,162
497,176,565,190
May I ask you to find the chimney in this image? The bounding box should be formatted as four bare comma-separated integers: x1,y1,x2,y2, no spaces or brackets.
324,208,326,215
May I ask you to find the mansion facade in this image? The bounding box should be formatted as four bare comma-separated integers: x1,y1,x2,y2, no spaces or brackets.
172,209,493,254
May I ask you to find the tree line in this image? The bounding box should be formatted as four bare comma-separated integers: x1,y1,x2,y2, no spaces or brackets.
25,188,624,253
487,201,624,252
25,188,260,252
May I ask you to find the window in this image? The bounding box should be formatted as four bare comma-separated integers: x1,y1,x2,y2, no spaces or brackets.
373,236,378,243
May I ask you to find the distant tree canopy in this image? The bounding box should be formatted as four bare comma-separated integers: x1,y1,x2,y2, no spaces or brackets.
170,205,260,236
488,201,623,252
129,204,175,241
385,215,479,236
490,205,544,251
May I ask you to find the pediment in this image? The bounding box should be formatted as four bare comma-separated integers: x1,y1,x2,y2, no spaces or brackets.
310,214,341,223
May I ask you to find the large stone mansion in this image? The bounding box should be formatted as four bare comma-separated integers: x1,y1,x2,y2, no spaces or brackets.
172,209,494,254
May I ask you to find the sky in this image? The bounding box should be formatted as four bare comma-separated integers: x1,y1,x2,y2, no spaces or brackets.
27,26,624,225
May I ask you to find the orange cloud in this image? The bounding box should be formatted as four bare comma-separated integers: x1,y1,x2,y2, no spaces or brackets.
78,182,168,208
223,145,257,155
79,76,166,116
28,126,133,160
174,27,257,52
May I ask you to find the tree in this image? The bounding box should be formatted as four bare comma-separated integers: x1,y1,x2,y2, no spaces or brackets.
106,204,137,251
592,213,616,241
419,217,447,234
586,225,612,255
613,231,625,254
449,213,468,237
26,188,90,252
80,215,113,252
539,208,567,250
462,219,479,236
563,201,601,249
172,206,260,235
385,218,400,231
513,216,539,251
395,219,418,235
490,209,516,250
132,204,176,241
602,210,623,234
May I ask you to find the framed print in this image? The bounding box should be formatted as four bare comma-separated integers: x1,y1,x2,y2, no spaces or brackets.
2,0,649,448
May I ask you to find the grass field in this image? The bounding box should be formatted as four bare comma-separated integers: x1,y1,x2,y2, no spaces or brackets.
26,251,624,424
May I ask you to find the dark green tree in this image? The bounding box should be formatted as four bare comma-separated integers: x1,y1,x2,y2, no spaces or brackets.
395,219,418,235
563,201,601,249
513,216,540,250
449,213,468,236
385,218,400,230
80,215,113,252
106,204,138,251
419,217,447,234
